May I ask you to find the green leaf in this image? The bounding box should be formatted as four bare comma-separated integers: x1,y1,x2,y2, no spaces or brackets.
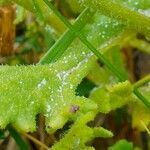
52,112,113,150
78,0,150,36
0,56,96,133
108,139,133,150
90,81,133,113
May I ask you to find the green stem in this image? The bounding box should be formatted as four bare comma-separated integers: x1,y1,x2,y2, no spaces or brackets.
134,75,150,88
32,0,45,24
133,88,150,108
129,38,150,54
43,0,73,29
79,0,150,37
39,8,95,64
8,0,66,34
133,75,150,108
78,34,126,81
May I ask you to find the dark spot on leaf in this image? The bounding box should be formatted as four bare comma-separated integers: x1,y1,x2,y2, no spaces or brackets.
70,105,80,113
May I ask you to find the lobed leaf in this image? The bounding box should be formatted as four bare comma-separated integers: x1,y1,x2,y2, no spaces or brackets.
51,112,113,150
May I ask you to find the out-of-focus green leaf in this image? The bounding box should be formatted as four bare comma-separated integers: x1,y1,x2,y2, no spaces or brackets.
108,139,133,150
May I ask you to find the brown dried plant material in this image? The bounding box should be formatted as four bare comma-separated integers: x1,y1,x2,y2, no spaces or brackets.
0,6,15,56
